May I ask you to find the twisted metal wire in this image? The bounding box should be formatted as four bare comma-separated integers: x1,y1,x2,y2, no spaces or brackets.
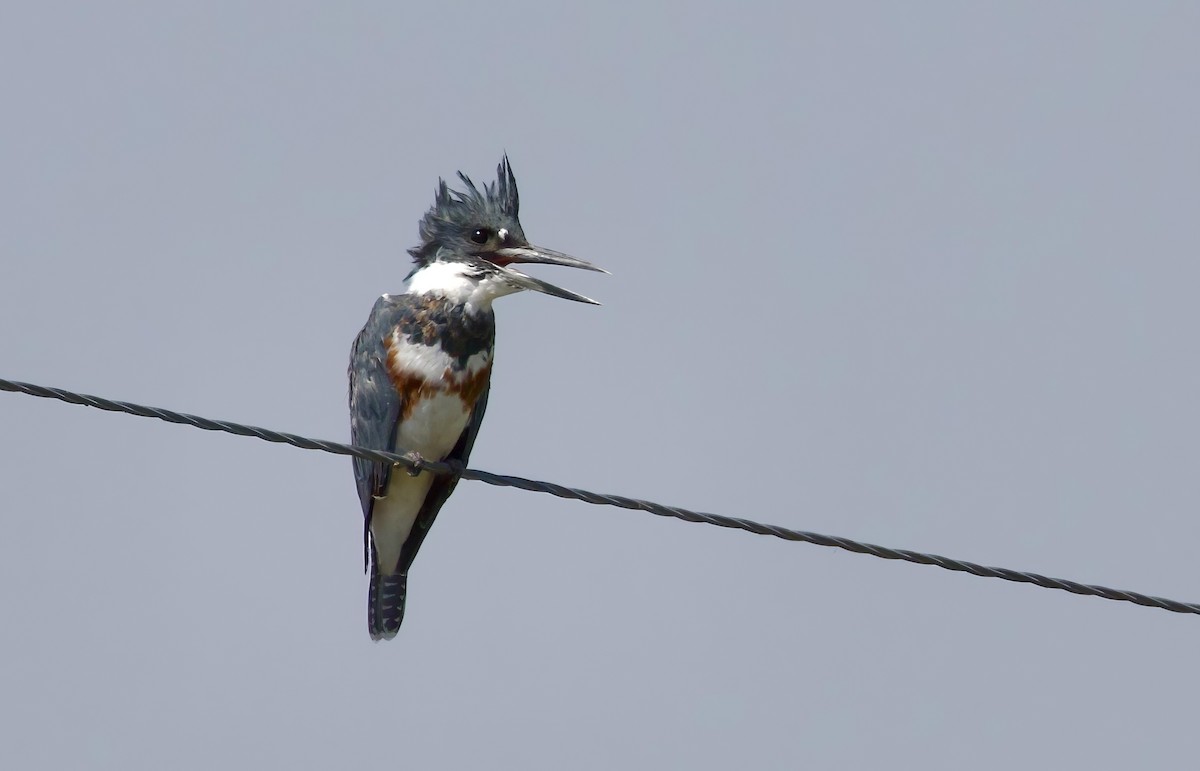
3,376,1198,618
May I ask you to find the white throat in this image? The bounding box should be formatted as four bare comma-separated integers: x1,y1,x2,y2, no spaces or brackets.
406,260,516,313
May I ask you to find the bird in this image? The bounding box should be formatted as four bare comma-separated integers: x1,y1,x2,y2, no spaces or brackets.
348,156,605,640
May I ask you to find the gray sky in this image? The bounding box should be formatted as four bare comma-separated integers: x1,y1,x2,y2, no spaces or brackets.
3,3,1198,768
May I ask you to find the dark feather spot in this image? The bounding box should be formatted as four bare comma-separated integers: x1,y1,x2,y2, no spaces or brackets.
392,295,494,367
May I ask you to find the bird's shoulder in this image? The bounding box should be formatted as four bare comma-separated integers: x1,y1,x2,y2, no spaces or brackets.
351,292,494,413
362,291,496,366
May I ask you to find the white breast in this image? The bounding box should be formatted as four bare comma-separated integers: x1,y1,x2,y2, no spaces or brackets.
370,395,473,576
371,333,490,576
396,390,472,459
389,330,492,381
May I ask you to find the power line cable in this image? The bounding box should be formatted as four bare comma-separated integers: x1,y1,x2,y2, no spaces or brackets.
2,376,1197,618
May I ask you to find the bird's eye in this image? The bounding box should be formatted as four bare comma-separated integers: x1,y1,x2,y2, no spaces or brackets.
470,228,492,245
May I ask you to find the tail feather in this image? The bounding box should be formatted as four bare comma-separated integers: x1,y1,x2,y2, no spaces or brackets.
369,569,408,641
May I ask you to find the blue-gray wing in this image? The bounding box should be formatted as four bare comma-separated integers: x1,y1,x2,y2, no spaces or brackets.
348,295,405,523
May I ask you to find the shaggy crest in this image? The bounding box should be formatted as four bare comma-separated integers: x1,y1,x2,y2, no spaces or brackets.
408,155,525,267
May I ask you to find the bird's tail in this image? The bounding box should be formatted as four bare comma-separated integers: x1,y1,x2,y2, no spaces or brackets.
368,566,407,641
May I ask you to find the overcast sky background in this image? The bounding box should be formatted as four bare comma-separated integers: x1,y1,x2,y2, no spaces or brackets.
2,3,1198,769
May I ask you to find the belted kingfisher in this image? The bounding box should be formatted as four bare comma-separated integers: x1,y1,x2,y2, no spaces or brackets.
348,156,605,640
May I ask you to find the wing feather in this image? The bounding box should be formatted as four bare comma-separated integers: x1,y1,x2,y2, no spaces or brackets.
349,296,405,565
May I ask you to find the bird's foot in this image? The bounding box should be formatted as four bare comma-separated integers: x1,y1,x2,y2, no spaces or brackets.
397,451,425,477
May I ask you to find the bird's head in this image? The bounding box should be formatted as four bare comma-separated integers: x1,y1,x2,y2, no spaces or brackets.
407,156,606,278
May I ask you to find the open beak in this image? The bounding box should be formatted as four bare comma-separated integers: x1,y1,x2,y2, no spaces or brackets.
498,264,601,305
492,245,610,274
